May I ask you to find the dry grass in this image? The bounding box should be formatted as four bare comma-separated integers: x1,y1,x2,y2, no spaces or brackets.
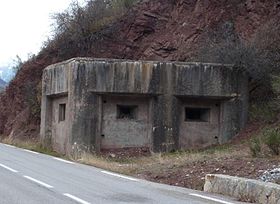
0,137,60,157
74,143,249,176
75,152,136,174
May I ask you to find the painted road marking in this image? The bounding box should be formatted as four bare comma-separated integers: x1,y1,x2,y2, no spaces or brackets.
53,157,74,164
23,149,39,155
24,176,53,188
64,193,91,204
0,163,18,173
101,170,139,181
189,193,234,204
3,144,15,148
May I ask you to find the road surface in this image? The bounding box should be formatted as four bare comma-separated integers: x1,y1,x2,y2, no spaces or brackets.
0,143,246,204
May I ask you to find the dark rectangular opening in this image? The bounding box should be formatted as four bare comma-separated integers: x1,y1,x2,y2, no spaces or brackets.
117,105,138,120
185,107,210,122
59,104,66,122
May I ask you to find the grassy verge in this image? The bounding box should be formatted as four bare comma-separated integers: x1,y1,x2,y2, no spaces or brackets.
0,137,60,157
75,143,243,176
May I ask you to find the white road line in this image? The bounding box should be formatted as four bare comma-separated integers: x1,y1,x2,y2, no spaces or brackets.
53,157,74,164
23,149,39,155
0,163,18,173
64,193,91,204
101,170,139,181
24,176,53,188
3,144,15,148
189,193,234,204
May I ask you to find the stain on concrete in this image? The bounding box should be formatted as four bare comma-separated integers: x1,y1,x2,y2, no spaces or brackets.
40,58,248,155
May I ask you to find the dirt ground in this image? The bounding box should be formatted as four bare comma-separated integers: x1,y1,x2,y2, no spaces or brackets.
134,151,280,190
98,123,280,191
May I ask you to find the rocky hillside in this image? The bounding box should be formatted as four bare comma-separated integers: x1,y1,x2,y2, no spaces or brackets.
0,0,280,139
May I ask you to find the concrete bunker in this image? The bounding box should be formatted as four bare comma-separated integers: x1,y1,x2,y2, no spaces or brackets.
40,58,248,155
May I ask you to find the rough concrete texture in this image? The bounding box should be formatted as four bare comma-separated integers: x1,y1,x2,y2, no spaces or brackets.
101,95,151,149
51,96,68,153
40,58,248,155
179,99,220,148
204,174,280,204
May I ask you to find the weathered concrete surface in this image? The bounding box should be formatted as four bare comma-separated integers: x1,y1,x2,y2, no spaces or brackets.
179,99,220,149
51,96,69,153
40,58,248,155
204,174,280,204
101,95,151,149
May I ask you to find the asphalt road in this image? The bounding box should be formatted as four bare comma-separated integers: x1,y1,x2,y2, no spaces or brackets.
0,143,246,204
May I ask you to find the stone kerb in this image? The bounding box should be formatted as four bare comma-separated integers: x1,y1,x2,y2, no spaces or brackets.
204,174,280,203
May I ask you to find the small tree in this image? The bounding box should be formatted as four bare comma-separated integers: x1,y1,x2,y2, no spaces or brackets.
12,55,23,74
249,136,261,157
263,128,280,155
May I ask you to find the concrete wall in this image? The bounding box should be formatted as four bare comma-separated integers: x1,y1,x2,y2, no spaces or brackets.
50,96,69,153
179,99,220,149
101,95,151,149
40,58,248,155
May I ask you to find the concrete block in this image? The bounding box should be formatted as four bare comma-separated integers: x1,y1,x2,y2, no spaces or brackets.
204,174,280,204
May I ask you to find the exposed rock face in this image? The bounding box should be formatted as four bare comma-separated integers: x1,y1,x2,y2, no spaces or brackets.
0,0,279,138
89,0,280,61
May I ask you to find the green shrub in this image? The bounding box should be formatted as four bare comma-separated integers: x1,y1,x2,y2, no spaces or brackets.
121,0,137,8
249,101,279,123
249,75,280,123
263,128,280,155
249,137,261,157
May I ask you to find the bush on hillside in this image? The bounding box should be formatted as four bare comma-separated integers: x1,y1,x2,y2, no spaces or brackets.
46,0,138,58
263,128,280,155
249,136,261,157
250,127,280,157
23,81,41,121
11,55,23,74
195,20,280,101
